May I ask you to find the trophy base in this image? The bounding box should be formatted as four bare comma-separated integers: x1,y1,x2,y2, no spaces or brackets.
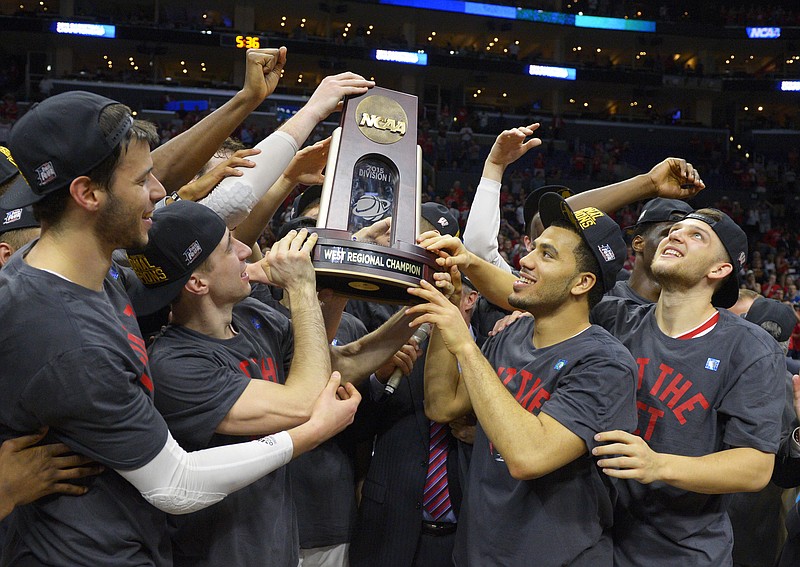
311,229,440,304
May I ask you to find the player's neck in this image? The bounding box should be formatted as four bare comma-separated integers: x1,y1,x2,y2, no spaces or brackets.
25,225,112,291
530,302,590,349
654,288,717,337
173,300,236,340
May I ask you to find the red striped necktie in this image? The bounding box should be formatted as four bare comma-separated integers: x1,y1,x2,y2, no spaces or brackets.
423,420,453,520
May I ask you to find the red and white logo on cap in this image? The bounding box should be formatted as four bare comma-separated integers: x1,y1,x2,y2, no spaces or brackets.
3,208,22,225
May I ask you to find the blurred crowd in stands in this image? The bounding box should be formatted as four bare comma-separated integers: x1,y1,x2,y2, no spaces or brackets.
3,85,800,340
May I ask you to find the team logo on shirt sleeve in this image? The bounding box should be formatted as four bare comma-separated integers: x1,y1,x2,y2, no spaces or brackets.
704,358,720,371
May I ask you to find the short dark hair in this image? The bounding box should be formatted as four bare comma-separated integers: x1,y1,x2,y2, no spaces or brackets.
0,226,39,251
32,105,157,226
551,219,604,309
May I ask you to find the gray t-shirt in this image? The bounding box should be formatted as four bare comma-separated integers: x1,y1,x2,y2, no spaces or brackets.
0,246,170,565
148,297,296,567
454,318,637,567
592,299,785,566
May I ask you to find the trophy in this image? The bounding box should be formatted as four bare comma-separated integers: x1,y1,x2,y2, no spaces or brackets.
311,87,440,303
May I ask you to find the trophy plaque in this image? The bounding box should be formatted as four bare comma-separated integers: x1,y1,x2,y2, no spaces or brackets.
311,86,440,303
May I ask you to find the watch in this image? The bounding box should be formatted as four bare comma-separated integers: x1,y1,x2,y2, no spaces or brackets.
170,191,181,202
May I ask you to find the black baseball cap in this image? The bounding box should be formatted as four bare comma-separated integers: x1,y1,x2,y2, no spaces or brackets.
682,209,747,309
0,206,39,236
0,147,38,224
0,91,133,209
0,146,20,185
745,296,796,342
538,193,625,294
523,185,572,235
628,198,693,230
126,200,227,315
291,185,322,219
421,201,460,237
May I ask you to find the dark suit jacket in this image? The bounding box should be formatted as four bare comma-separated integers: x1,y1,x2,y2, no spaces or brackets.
350,343,463,567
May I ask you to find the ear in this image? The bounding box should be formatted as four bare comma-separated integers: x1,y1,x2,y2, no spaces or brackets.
523,235,532,252
0,242,13,267
184,272,210,297
631,234,645,254
570,272,597,299
708,261,733,283
463,289,479,311
68,176,103,212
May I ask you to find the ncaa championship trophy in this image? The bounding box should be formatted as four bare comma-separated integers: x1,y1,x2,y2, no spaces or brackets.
311,86,440,303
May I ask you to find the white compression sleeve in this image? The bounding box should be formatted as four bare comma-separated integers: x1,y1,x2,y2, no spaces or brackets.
117,430,293,515
462,177,513,273
200,130,298,228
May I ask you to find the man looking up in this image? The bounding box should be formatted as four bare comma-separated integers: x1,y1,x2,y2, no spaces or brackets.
591,209,785,566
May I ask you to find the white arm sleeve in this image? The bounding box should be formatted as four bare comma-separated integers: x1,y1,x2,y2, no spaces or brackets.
117,430,293,515
199,130,298,228
463,177,513,273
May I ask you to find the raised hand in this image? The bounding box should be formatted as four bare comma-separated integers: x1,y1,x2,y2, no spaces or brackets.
240,47,288,103
417,232,472,270
178,148,261,202
406,279,473,357
485,123,542,172
304,72,375,124
283,138,331,187
259,228,318,292
647,157,705,200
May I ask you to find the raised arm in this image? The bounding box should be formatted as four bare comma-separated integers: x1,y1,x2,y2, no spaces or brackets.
463,123,541,272
152,48,287,192
217,229,331,436
328,270,456,384
174,147,261,204
566,157,705,214
200,73,373,228
277,72,374,147
233,137,330,248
